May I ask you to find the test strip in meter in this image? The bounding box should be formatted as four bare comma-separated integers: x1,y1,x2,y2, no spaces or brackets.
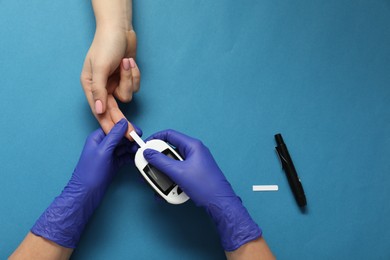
130,131,146,148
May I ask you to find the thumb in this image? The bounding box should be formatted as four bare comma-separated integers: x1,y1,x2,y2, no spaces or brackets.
91,72,109,114
101,118,128,152
143,149,181,181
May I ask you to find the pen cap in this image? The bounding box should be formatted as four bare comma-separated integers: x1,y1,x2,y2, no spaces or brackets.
275,133,284,145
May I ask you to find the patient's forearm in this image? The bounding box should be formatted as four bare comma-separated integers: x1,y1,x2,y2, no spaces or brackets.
92,0,133,31
9,232,73,260
225,237,275,260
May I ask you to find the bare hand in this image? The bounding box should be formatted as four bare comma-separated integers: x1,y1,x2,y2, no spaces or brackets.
81,28,140,138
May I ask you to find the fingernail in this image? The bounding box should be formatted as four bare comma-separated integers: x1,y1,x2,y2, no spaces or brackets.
123,58,130,71
95,100,103,114
129,58,136,68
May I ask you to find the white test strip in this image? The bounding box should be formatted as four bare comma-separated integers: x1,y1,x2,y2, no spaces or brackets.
252,185,279,192
130,131,146,148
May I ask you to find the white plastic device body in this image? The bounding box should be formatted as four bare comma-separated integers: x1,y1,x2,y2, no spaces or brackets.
130,131,189,204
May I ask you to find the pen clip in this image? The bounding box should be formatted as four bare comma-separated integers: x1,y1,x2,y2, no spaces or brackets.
275,146,288,169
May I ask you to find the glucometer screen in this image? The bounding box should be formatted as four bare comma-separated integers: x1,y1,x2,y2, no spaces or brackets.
143,149,178,195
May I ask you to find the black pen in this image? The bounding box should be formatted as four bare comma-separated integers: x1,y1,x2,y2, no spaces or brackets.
275,133,307,208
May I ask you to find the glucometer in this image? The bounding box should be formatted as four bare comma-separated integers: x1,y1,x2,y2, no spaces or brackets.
130,131,190,204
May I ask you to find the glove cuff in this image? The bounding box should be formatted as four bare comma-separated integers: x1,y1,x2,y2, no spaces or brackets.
206,197,262,252
31,180,97,248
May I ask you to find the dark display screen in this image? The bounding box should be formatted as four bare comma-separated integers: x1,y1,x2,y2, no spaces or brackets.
143,149,178,195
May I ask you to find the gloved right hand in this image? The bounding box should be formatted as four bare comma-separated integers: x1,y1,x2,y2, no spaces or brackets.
143,130,262,252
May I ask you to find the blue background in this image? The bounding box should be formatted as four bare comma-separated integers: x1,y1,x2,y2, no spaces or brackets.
1,0,389,259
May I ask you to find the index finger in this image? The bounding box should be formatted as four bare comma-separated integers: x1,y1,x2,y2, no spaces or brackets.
80,58,110,115
105,95,134,141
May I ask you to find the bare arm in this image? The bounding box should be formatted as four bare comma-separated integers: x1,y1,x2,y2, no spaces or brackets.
81,0,140,140
9,232,73,260
225,237,276,260
92,0,133,31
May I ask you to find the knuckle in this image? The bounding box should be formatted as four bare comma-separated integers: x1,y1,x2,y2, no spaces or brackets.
119,94,133,103
133,79,140,89
192,139,205,149
132,73,141,82
175,166,185,176
80,74,91,88
115,89,133,103
91,87,103,98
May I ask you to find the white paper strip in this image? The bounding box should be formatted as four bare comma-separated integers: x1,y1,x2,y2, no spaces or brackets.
252,185,279,191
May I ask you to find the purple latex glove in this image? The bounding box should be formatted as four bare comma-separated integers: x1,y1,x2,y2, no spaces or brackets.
143,130,262,252
31,118,140,248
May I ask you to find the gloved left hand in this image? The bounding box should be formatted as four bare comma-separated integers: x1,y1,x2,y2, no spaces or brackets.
31,118,140,248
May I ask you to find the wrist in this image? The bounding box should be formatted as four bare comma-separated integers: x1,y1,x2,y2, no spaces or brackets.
30,180,100,248
92,0,133,31
205,197,262,252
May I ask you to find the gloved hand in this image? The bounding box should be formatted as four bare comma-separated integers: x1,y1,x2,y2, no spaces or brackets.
31,118,140,248
143,130,262,252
